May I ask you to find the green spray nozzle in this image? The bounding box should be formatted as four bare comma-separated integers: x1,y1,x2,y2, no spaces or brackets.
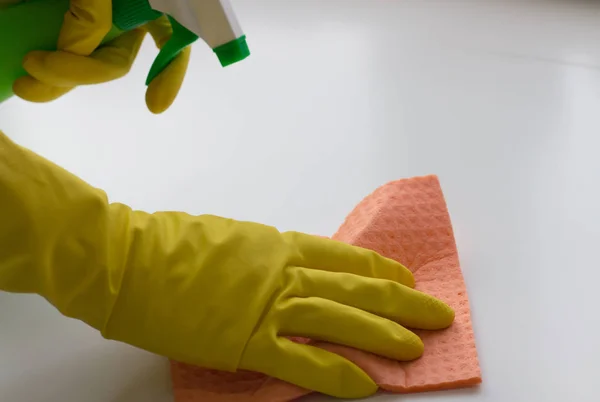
111,0,198,85
111,0,250,84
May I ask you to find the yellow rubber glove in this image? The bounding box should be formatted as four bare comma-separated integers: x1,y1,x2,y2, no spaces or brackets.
0,131,455,399
12,0,190,114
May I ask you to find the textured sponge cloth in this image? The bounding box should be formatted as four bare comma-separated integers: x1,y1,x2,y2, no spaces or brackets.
170,175,481,402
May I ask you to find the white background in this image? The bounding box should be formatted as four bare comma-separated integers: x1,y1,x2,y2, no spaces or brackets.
2,0,600,401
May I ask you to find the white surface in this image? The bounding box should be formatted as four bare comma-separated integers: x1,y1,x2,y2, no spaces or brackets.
1,0,600,401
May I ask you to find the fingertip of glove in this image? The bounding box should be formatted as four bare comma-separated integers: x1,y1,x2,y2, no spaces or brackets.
389,260,415,288
439,301,456,328
402,268,416,288
397,331,425,361
13,76,72,103
144,48,190,114
370,251,415,288
145,91,169,114
340,370,378,399
319,355,378,399
12,76,46,102
425,297,456,330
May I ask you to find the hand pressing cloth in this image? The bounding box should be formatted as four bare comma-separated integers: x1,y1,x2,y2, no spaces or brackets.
170,175,481,401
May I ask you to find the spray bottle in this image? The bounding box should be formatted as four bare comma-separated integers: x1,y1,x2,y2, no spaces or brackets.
0,0,249,103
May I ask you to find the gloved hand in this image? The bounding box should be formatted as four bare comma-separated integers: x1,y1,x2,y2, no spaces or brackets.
0,130,454,399
11,0,190,114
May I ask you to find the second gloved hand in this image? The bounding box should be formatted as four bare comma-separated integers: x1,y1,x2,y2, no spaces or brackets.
12,0,190,114
0,131,455,399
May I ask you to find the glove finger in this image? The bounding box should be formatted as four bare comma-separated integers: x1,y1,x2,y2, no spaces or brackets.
288,267,455,330
144,15,173,48
12,76,74,103
286,232,415,287
22,29,146,87
145,46,190,114
58,0,113,54
241,337,377,398
278,296,425,361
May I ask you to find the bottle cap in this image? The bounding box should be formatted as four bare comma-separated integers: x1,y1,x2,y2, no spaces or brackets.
213,36,250,67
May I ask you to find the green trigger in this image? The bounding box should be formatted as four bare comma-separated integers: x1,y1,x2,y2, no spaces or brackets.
146,15,198,85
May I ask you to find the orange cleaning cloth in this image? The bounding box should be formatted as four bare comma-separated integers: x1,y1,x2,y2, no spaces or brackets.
170,175,481,402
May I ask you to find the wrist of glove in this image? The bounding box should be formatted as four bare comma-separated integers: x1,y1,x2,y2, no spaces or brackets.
12,0,189,114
